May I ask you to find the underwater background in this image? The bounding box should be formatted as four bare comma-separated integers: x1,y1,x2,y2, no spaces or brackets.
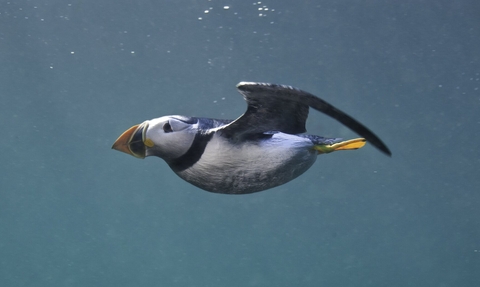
1,0,479,286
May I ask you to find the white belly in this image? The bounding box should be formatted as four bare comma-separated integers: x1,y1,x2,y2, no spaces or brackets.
175,133,317,194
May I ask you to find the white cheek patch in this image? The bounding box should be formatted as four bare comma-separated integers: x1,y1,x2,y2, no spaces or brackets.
169,118,191,131
143,117,199,160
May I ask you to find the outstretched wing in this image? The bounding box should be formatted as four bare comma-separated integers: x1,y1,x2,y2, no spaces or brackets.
219,82,391,156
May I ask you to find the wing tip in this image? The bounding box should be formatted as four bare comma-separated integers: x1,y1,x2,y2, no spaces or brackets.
382,147,393,157
374,143,392,157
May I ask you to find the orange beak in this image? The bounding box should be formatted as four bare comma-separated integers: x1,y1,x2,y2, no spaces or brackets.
112,123,148,159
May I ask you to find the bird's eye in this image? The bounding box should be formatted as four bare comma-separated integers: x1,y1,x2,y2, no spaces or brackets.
163,122,173,133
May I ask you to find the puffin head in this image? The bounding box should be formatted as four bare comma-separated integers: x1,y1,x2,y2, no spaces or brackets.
112,116,197,160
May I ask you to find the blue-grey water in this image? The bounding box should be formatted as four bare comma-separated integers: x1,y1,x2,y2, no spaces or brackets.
1,1,479,286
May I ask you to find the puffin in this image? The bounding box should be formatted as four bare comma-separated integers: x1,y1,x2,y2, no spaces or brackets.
112,82,391,194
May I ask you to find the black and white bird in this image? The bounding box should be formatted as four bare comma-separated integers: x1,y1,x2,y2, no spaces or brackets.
112,82,391,194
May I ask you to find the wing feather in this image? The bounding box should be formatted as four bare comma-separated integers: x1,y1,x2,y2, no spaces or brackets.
220,82,391,156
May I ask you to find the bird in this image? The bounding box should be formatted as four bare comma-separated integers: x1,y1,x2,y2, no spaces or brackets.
112,82,391,194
